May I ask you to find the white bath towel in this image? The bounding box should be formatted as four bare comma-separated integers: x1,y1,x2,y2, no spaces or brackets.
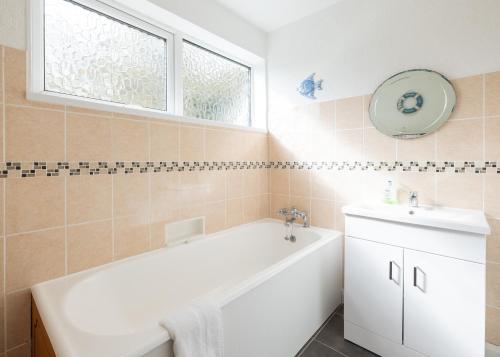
160,299,224,357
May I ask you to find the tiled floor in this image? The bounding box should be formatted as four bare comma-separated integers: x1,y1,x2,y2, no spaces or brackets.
297,305,379,357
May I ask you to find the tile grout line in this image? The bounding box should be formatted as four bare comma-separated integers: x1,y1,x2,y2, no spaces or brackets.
111,175,115,260
1,45,5,354
64,106,68,274
314,339,351,357
482,74,486,213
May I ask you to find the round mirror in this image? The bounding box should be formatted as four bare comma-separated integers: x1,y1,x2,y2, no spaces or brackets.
369,69,456,139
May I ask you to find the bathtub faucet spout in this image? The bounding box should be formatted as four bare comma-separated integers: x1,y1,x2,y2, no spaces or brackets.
278,207,310,228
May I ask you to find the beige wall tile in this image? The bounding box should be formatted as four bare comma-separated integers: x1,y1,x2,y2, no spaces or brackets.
334,201,346,232
311,199,335,229
67,113,112,162
335,129,363,161
227,170,244,199
270,168,289,196
243,169,260,197
334,172,365,203
111,118,149,162
436,174,483,210
397,133,436,162
67,175,112,224
150,171,179,223
487,219,500,263
269,134,293,162
485,117,500,160
227,198,244,227
66,106,112,117
310,101,335,161
450,75,483,119
364,127,396,161
6,290,29,349
0,105,3,160
113,174,149,218
363,95,373,128
177,171,207,207
205,170,226,202
5,106,64,162
270,194,290,219
486,306,500,345
178,202,204,222
486,71,500,117
150,221,167,249
290,196,311,215
259,195,270,218
67,221,113,273
436,119,483,161
4,47,61,109
114,215,150,260
485,174,500,218
335,96,363,129
6,228,65,292
243,196,260,223
6,177,64,234
259,169,269,195
150,122,179,162
486,263,500,306
0,46,3,102
205,201,226,234
180,125,205,161
311,170,335,200
290,169,311,197
398,172,436,205
206,128,232,162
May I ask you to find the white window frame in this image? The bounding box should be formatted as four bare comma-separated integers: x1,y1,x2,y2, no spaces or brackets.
29,0,175,114
27,0,264,130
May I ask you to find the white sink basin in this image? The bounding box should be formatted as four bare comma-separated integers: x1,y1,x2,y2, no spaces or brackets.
342,203,490,235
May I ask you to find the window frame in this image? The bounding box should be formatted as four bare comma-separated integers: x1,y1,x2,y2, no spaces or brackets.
29,0,175,114
28,0,260,129
181,39,253,127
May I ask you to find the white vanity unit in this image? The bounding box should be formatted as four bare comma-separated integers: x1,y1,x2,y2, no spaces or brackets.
342,203,490,357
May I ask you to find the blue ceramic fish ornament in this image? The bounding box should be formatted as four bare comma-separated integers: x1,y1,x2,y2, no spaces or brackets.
297,73,323,99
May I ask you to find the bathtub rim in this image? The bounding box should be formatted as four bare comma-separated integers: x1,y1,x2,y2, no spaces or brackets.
31,219,343,357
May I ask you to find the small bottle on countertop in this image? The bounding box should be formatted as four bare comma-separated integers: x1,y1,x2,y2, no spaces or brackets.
383,179,398,204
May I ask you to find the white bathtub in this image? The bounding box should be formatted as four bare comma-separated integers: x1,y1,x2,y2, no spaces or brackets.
32,219,343,357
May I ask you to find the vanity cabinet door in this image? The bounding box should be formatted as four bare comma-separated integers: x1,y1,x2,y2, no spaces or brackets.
344,236,404,344
403,249,485,357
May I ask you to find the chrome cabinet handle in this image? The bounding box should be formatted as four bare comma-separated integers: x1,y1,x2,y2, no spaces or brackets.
413,266,426,292
389,261,400,285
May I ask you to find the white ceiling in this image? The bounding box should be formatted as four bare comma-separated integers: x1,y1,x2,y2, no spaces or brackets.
214,0,344,32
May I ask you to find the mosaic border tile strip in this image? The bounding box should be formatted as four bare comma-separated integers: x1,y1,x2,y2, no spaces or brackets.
0,161,499,178
0,161,269,178
269,161,498,174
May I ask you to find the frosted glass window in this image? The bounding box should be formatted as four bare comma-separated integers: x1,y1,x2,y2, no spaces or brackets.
44,0,168,111
183,41,251,126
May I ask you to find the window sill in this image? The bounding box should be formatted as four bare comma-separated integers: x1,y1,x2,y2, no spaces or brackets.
27,90,267,133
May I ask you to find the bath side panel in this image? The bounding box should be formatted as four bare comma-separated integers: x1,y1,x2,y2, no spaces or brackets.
220,236,342,357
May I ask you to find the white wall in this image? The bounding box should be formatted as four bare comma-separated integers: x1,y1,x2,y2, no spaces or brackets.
0,0,26,49
267,0,500,109
149,0,267,58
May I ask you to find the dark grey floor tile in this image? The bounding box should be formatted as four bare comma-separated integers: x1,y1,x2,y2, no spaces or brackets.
300,340,345,357
334,304,344,316
316,314,379,357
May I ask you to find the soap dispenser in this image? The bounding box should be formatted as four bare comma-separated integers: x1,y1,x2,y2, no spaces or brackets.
383,179,398,204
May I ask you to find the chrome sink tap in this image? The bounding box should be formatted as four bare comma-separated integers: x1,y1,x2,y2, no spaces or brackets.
409,191,419,208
